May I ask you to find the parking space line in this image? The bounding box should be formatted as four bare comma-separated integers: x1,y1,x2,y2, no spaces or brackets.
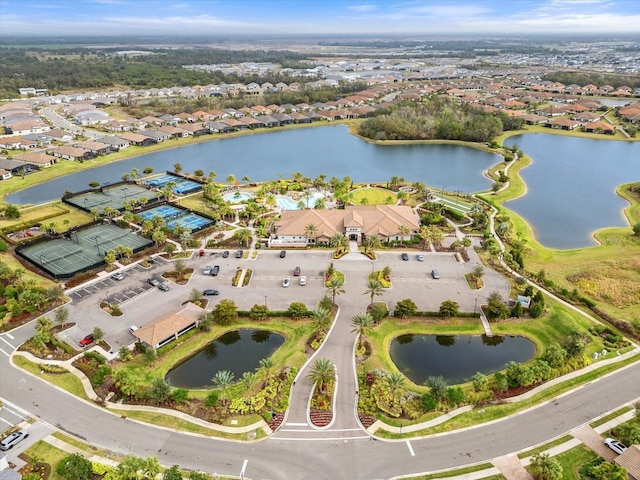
5,333,14,340
0,336,15,349
0,348,10,358
406,440,415,456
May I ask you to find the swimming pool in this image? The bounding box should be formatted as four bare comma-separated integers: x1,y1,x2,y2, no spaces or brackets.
223,192,253,203
276,192,323,210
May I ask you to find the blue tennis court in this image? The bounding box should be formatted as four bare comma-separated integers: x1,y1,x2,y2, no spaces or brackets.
139,205,182,221
139,205,213,232
145,174,202,195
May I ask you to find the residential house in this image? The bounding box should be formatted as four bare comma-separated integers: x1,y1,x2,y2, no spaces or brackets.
0,169,11,180
583,121,615,134
157,125,189,138
120,132,156,146
272,113,295,125
5,120,50,135
614,444,640,480
13,151,56,169
76,140,112,155
53,145,94,161
138,130,171,143
96,136,130,150
205,121,234,133
546,118,580,130
176,123,210,136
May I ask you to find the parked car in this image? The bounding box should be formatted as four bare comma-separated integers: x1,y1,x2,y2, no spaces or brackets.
401,253,409,261
203,289,219,296
210,265,220,276
280,250,286,258
129,325,139,334
431,269,440,279
79,334,94,347
111,272,124,281
282,278,290,287
222,250,229,258
299,276,307,286
417,254,424,262
203,265,212,275
293,266,301,276
235,249,243,258
158,282,170,292
0,429,29,451
604,437,627,455
147,278,160,287
198,249,205,257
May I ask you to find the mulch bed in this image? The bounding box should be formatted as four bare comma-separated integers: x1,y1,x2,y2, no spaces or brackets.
310,409,333,427
268,413,285,431
358,414,377,429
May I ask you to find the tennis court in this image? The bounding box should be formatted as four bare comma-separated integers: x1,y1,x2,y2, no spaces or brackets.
18,224,153,278
139,205,213,232
145,173,202,195
66,183,159,213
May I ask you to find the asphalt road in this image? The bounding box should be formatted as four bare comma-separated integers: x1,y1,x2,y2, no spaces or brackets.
2,248,639,479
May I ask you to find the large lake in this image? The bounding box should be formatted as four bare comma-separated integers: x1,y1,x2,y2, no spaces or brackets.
505,134,640,249
6,125,497,204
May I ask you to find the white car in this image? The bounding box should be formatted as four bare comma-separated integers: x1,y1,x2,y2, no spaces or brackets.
417,254,424,262
0,429,29,451
282,277,290,288
203,265,212,275
129,325,139,334
299,276,307,286
604,437,627,455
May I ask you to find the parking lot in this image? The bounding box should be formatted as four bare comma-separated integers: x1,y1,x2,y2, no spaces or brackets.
63,246,509,353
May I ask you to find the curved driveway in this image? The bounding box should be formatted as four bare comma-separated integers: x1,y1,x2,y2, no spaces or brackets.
2,250,640,479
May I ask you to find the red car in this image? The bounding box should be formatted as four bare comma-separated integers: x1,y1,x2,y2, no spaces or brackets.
79,334,94,347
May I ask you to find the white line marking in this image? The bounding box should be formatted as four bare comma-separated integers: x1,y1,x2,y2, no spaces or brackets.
0,348,9,358
0,337,15,349
406,440,415,456
274,435,371,441
0,418,12,426
285,422,308,426
4,407,27,420
240,459,248,477
5,333,14,340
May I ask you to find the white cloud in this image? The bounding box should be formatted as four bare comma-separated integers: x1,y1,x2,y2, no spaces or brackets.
348,4,377,12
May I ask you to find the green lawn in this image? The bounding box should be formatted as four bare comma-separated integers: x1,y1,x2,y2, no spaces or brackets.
13,356,91,400
544,445,597,480
23,440,69,480
351,187,397,205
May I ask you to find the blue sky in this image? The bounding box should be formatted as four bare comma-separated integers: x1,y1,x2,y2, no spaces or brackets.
1,0,639,37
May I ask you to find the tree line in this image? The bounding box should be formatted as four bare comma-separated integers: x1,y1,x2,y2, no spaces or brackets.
358,97,524,142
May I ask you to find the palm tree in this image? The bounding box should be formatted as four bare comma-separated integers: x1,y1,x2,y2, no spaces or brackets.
386,372,406,404
304,223,318,243
398,224,410,246
314,197,326,209
311,307,332,331
173,163,183,175
364,277,384,307
308,358,334,393
265,193,277,207
462,237,472,253
211,370,235,405
258,357,276,381
325,276,345,305
233,228,253,248
240,371,256,393
351,312,373,349
363,236,381,255
226,174,237,185
426,225,444,250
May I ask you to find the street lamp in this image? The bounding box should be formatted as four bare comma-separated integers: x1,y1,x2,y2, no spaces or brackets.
91,234,101,255
264,296,267,308
474,297,478,316
121,187,129,198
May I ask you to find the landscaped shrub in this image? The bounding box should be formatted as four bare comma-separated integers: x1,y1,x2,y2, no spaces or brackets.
421,393,437,411
393,299,417,318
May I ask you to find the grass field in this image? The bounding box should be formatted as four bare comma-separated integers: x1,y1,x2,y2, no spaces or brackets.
0,201,92,233
351,187,397,205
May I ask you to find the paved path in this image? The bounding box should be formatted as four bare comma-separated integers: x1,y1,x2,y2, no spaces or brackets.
492,454,533,480
572,425,615,461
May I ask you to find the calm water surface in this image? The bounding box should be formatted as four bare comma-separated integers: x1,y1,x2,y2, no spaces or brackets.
7,125,497,204
165,329,284,389
505,134,640,249
390,334,535,385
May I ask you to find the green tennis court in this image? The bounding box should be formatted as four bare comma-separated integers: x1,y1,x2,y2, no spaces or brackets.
65,183,159,214
18,224,152,278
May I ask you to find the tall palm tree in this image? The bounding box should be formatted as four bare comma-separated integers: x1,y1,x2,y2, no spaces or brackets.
233,228,253,247
364,278,384,307
302,190,313,209
266,193,277,207
314,197,326,209
258,357,276,381
308,358,334,393
226,174,237,185
211,370,235,405
304,223,318,243
351,312,373,349
398,224,410,246
386,372,406,403
311,307,332,331
363,236,381,255
325,276,345,305
426,225,444,250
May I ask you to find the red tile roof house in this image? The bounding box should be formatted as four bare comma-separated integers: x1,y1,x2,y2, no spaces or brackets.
546,118,580,130
583,121,615,134
157,125,190,138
